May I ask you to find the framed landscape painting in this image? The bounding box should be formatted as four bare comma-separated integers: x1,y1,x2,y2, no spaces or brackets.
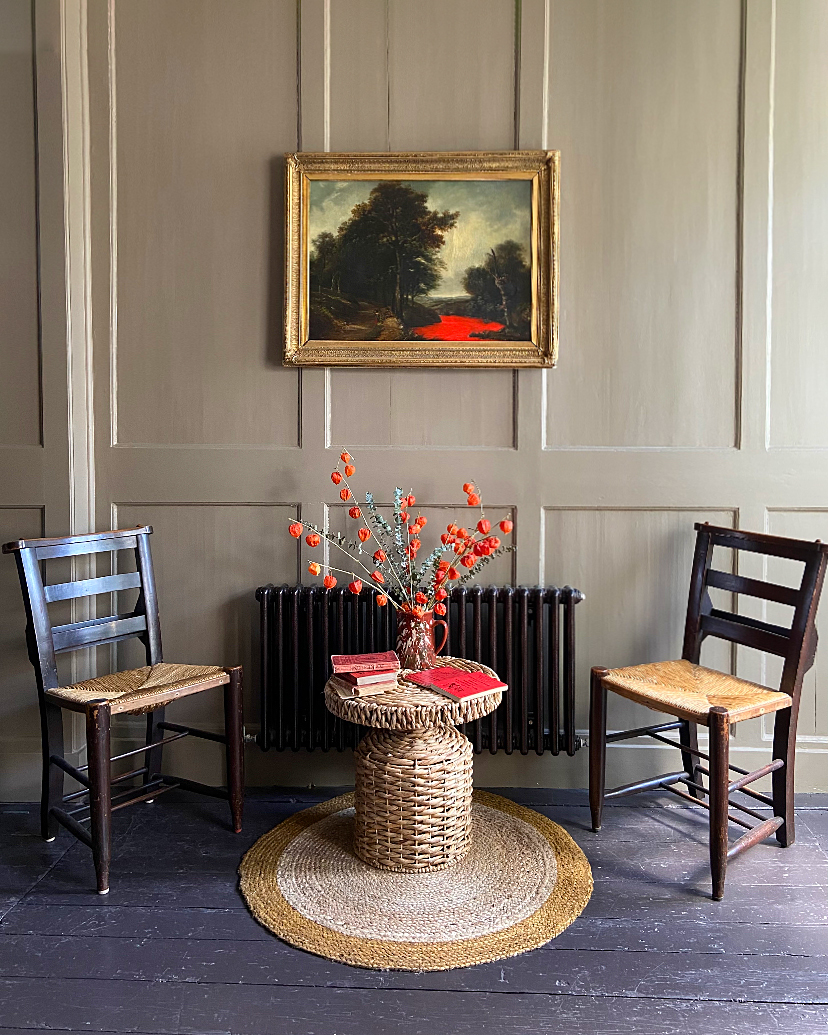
283,151,559,367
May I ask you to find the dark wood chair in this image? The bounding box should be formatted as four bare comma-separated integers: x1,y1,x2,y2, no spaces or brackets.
3,525,244,895
589,523,827,900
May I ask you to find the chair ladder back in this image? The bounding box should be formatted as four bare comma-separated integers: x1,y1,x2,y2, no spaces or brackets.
685,523,828,705
777,549,827,700
134,532,162,665
682,525,716,664
3,526,160,693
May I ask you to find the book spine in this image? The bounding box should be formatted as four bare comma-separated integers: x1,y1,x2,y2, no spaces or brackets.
332,663,401,674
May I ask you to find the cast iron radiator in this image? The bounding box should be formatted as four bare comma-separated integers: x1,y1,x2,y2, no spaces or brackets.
255,584,584,756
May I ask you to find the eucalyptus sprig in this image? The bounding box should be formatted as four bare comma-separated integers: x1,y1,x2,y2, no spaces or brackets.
288,453,514,614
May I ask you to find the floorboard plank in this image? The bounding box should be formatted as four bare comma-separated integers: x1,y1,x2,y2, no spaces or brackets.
579,838,828,886
179,984,828,1035
0,978,182,1033
1,933,826,1005
585,879,828,924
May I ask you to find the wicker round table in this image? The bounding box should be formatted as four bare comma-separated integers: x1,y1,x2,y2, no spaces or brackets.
324,658,502,873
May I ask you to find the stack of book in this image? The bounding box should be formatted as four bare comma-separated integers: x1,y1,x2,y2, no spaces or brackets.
406,666,506,703
329,651,401,698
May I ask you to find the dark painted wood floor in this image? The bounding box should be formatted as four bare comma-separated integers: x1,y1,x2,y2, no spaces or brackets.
1,788,827,1035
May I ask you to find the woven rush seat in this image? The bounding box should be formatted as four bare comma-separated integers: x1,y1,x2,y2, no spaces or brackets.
47,663,230,715
603,659,792,725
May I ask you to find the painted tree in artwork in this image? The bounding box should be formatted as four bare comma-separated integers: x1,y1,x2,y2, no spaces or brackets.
334,183,458,316
309,231,339,293
462,239,531,331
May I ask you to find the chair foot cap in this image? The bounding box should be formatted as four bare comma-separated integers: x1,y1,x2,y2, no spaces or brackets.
45,836,56,843
591,825,601,833
97,887,110,895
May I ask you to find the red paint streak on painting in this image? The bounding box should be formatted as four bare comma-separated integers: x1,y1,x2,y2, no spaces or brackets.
414,315,504,340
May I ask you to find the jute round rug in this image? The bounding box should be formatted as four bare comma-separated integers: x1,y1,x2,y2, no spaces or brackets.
238,790,592,970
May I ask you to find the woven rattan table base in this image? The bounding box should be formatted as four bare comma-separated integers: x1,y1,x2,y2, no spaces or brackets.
354,724,473,871
238,790,593,971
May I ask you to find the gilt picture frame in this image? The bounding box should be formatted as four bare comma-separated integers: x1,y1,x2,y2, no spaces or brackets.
283,151,559,368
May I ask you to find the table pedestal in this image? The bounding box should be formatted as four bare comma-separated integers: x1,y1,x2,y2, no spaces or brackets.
353,723,473,871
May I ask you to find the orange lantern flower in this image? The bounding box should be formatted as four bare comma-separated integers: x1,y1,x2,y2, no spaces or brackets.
289,522,303,538
434,602,446,616
308,562,321,576
348,580,362,594
477,518,491,535
374,549,386,563
371,570,385,584
344,464,356,477
358,528,371,542
305,533,321,548
467,492,480,506
340,487,351,501
340,451,351,463
499,519,513,534
462,483,475,494
376,594,388,607
435,587,448,600
348,506,361,519
323,574,337,589
460,554,475,568
331,471,342,485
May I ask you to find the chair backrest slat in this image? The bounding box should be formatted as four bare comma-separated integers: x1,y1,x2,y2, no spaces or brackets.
1,525,161,692
35,535,139,560
44,571,142,603
705,568,801,608
686,523,828,703
708,528,818,562
700,610,791,658
52,614,148,653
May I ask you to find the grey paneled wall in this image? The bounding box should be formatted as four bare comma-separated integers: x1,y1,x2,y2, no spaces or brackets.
4,0,828,798
0,0,40,448
544,0,741,448
112,0,300,447
769,0,828,447
0,0,66,800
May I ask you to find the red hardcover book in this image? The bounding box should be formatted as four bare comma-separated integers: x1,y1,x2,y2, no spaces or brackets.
406,667,506,702
339,668,399,687
331,651,400,674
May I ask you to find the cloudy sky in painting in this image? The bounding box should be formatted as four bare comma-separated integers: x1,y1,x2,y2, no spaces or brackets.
309,179,531,295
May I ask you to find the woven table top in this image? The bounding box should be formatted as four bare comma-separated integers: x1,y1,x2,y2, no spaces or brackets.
324,657,503,731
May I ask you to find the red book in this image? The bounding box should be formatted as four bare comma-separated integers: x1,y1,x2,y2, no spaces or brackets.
407,667,506,702
339,668,399,687
331,651,400,674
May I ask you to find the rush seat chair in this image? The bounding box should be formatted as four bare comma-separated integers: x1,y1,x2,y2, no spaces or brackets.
3,525,244,894
589,523,827,900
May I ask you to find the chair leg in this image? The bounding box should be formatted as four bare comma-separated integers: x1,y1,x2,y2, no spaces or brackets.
86,702,112,895
223,666,244,834
772,705,796,848
40,700,64,841
679,719,703,800
144,705,166,795
708,707,730,901
589,667,608,832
